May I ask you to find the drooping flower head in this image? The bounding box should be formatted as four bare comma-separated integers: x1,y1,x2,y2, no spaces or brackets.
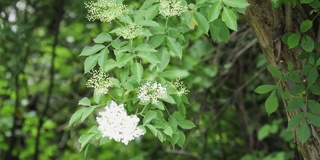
172,78,189,96
86,69,114,95
85,0,126,22
137,81,167,104
158,0,188,17
96,101,145,145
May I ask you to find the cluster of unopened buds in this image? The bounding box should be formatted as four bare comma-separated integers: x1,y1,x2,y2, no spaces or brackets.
85,0,126,22
158,0,188,17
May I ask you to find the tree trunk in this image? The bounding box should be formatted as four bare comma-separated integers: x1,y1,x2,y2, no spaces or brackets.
243,0,320,159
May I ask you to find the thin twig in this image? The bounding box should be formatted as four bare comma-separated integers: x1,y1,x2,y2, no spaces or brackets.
33,5,64,160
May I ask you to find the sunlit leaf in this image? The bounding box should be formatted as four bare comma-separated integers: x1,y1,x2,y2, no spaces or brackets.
93,33,112,43
178,119,196,129
221,7,237,31
131,61,143,83
208,1,222,22
222,0,250,8
194,11,209,33
167,37,182,59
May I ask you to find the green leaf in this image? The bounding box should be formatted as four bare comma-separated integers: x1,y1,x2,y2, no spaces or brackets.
93,33,112,43
288,112,304,129
287,33,300,49
160,69,189,79
300,0,313,4
131,62,143,83
169,116,178,130
163,125,173,137
177,130,186,147
81,106,98,122
68,108,85,126
254,85,275,94
271,0,283,8
287,98,304,111
297,120,310,144
221,7,237,31
153,101,165,110
172,133,180,145
316,58,320,66
79,134,95,151
257,124,271,141
309,83,320,95
167,37,183,59
172,111,185,121
149,35,166,48
194,11,209,33
146,124,158,136
117,54,135,68
162,95,176,104
145,4,159,20
287,61,294,71
301,35,314,52
265,91,278,115
289,84,305,94
178,119,196,129
143,111,157,125
157,130,166,142
136,20,160,27
307,67,318,87
267,65,282,78
80,44,105,56
157,47,170,71
134,44,157,52
103,59,118,72
308,100,320,115
222,0,250,8
307,113,320,127
93,92,102,104
140,0,157,10
78,97,91,106
300,20,313,33
84,54,99,73
210,19,230,42
208,1,222,22
98,48,109,68
178,103,186,117
138,52,160,64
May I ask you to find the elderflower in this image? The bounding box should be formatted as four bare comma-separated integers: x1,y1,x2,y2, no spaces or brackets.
85,0,126,22
158,0,188,17
137,81,167,104
86,69,114,95
172,78,189,96
96,101,145,145
118,23,143,39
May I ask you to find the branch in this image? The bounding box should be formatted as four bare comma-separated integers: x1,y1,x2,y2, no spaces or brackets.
33,4,64,159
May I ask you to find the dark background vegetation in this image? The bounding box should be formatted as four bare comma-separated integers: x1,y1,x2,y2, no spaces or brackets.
1,0,295,159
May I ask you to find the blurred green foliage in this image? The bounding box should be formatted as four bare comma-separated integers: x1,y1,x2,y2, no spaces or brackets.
0,0,295,159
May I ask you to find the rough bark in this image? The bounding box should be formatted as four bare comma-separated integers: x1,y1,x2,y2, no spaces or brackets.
243,0,320,159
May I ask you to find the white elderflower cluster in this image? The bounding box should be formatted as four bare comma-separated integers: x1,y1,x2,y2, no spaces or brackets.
85,0,126,22
86,69,114,95
96,101,145,145
172,78,189,96
158,0,188,17
137,81,167,104
118,23,143,39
